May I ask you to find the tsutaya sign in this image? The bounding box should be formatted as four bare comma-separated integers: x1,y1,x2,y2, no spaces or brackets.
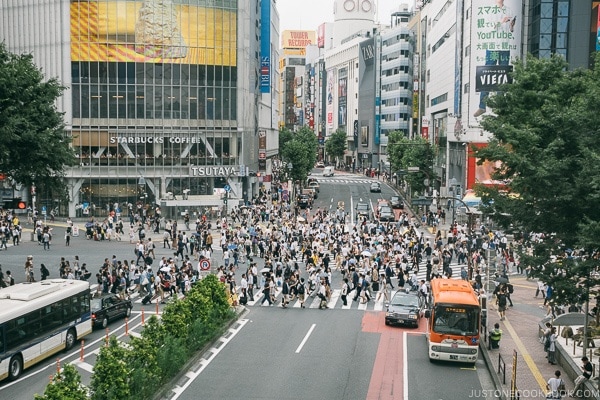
190,166,239,177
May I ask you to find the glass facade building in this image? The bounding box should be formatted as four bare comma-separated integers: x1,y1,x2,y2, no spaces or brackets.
1,0,272,218
68,0,239,216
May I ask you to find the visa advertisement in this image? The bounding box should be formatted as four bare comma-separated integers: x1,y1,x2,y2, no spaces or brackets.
70,0,237,66
469,0,522,126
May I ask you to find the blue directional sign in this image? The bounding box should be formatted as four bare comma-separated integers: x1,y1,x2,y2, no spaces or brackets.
223,185,231,192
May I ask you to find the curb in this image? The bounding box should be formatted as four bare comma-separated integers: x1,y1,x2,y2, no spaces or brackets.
480,341,509,400
155,306,248,400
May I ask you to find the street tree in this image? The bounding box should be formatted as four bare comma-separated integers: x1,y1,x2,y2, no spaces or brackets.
324,129,347,165
90,336,131,400
34,364,88,400
474,54,600,307
0,43,75,194
280,126,318,183
278,128,294,152
386,131,434,195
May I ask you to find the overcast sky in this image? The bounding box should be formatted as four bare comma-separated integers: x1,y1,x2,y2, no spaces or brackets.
276,0,416,32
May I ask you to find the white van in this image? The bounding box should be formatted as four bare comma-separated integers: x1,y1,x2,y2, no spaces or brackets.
323,166,334,177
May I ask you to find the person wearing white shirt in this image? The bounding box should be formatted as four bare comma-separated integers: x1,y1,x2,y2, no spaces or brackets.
240,273,248,298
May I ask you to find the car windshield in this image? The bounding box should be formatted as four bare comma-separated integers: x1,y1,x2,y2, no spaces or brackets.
391,294,419,307
391,196,399,202
380,207,392,213
91,298,102,312
432,305,480,336
357,204,369,211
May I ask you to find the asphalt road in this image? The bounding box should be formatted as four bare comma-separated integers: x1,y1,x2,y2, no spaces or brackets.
0,173,498,399
175,308,378,400
167,174,499,400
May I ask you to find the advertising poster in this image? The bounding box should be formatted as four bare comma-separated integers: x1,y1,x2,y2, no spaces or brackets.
327,68,335,128
317,23,326,48
70,0,237,66
596,2,600,51
281,30,316,49
469,0,522,126
360,126,369,147
338,68,347,127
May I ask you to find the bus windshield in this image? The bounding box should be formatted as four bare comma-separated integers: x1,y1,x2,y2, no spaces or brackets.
432,305,480,336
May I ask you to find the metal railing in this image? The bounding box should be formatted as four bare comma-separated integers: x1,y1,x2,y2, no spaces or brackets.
498,353,507,384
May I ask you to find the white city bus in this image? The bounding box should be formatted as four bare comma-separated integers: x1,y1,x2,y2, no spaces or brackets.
0,280,92,381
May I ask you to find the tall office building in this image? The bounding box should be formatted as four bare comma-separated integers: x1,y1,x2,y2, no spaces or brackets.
1,0,279,218
526,0,596,69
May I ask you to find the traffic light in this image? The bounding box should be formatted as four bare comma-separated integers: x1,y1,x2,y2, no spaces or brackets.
3,198,26,210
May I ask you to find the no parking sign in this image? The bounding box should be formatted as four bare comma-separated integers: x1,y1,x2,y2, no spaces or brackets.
199,259,211,271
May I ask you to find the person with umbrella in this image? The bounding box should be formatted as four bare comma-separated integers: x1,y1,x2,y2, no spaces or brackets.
496,286,508,321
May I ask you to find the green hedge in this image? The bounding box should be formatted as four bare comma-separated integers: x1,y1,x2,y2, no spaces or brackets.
35,275,235,400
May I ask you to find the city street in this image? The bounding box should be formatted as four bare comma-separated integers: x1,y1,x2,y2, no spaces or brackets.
0,173,499,399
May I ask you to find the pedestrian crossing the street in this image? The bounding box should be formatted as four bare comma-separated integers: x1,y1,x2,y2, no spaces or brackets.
316,177,380,185
243,262,466,311
89,284,185,304
88,262,466,310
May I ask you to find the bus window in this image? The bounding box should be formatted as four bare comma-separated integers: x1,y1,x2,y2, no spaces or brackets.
0,324,4,354
433,306,479,336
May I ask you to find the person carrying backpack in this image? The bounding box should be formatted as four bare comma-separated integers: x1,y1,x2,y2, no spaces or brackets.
297,277,306,308
496,287,508,321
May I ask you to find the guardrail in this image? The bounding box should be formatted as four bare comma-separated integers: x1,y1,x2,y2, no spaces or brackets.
498,353,507,384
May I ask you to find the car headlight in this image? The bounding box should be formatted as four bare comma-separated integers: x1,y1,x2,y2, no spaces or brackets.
408,314,417,319
386,312,393,317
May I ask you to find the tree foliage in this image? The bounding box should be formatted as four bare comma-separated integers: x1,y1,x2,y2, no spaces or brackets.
0,43,75,190
324,129,347,164
90,336,131,400
279,126,318,183
474,54,600,305
386,132,435,195
34,364,88,400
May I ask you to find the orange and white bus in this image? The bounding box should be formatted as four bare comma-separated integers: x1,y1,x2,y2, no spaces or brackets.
0,280,92,381
425,279,481,363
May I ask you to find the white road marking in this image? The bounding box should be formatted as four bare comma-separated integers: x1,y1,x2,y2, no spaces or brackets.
295,323,316,354
403,331,408,400
170,319,249,399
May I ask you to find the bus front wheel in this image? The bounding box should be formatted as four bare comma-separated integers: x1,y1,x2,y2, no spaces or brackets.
65,328,77,350
8,355,23,380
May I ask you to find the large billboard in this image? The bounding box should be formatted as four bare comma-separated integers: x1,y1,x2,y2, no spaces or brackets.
326,68,335,129
317,23,326,48
281,30,316,49
70,0,237,66
260,0,271,93
595,2,600,51
469,0,522,126
338,68,347,127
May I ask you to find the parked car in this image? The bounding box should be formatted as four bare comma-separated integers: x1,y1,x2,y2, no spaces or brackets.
323,166,335,177
308,180,320,193
316,161,325,168
385,290,424,327
91,294,133,329
390,195,404,209
355,202,371,220
378,205,395,222
370,182,381,193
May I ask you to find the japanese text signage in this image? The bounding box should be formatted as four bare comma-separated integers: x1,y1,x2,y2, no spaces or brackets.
469,0,522,126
